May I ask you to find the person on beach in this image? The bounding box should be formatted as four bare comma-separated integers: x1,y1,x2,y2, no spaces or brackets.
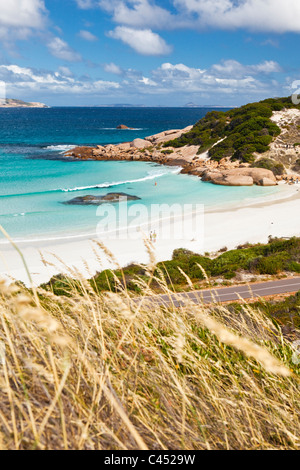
153,231,157,243
150,231,153,242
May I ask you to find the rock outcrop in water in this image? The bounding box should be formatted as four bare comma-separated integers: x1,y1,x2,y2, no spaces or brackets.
117,124,133,130
64,193,141,205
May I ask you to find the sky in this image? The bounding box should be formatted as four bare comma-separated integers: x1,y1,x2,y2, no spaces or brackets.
0,0,299,107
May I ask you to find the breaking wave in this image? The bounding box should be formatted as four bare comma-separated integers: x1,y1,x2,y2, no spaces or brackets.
61,167,181,192
44,145,76,153
0,167,182,199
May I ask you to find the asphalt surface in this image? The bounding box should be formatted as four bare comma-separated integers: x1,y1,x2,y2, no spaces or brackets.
138,277,300,308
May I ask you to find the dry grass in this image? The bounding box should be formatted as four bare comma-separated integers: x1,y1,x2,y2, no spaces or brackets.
0,244,300,450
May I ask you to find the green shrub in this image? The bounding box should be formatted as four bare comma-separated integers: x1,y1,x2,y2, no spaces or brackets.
288,262,300,273
252,158,285,176
165,97,285,162
254,253,290,275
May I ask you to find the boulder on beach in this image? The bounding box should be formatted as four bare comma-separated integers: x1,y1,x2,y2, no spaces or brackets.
217,175,254,186
236,168,277,184
201,167,277,186
64,193,141,205
259,177,278,186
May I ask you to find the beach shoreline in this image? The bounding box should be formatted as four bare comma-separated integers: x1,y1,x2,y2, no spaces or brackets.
0,181,299,286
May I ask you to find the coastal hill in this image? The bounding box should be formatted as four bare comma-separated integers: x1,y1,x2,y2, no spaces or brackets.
67,96,300,187
165,97,300,178
165,97,299,162
0,98,48,108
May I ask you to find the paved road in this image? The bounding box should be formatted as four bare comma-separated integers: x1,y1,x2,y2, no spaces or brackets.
138,277,300,308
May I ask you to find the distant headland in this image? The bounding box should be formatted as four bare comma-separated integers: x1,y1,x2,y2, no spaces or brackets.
0,99,48,108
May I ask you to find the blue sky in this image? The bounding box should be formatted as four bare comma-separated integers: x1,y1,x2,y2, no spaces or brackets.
0,0,299,106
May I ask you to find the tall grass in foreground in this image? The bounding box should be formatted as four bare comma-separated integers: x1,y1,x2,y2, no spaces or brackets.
0,245,300,450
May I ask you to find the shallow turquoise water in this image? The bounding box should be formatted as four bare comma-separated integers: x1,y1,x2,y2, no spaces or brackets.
0,107,280,242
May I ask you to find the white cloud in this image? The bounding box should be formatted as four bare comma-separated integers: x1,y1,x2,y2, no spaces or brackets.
75,0,97,8
0,0,47,28
158,62,206,78
108,26,172,55
138,76,157,86
146,59,283,95
58,66,74,77
78,30,98,41
211,60,282,77
0,58,286,105
0,64,120,95
104,62,124,75
99,0,186,29
79,0,300,34
0,0,47,42
261,39,279,48
47,37,82,62
252,61,282,74
175,0,300,33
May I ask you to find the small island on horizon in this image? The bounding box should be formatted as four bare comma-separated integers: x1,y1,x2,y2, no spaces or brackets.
0,98,48,108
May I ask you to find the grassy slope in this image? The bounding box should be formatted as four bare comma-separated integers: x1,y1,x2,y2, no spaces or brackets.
164,97,300,164
236,291,300,332
1,264,300,450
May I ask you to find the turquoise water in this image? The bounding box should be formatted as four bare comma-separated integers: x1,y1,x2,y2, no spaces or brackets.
0,107,280,242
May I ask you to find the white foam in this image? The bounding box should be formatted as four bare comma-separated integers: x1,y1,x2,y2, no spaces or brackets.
45,145,76,153
61,166,182,192
101,127,145,130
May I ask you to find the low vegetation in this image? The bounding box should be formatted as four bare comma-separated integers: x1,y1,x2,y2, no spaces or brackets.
165,97,299,163
243,291,300,332
252,158,286,176
44,237,300,296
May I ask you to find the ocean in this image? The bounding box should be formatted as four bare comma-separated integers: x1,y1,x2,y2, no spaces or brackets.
0,107,280,242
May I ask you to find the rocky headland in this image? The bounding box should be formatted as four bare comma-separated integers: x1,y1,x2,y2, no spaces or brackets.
64,98,300,187
0,99,48,108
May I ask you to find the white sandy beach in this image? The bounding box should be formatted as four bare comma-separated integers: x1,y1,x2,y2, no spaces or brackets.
0,183,299,286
